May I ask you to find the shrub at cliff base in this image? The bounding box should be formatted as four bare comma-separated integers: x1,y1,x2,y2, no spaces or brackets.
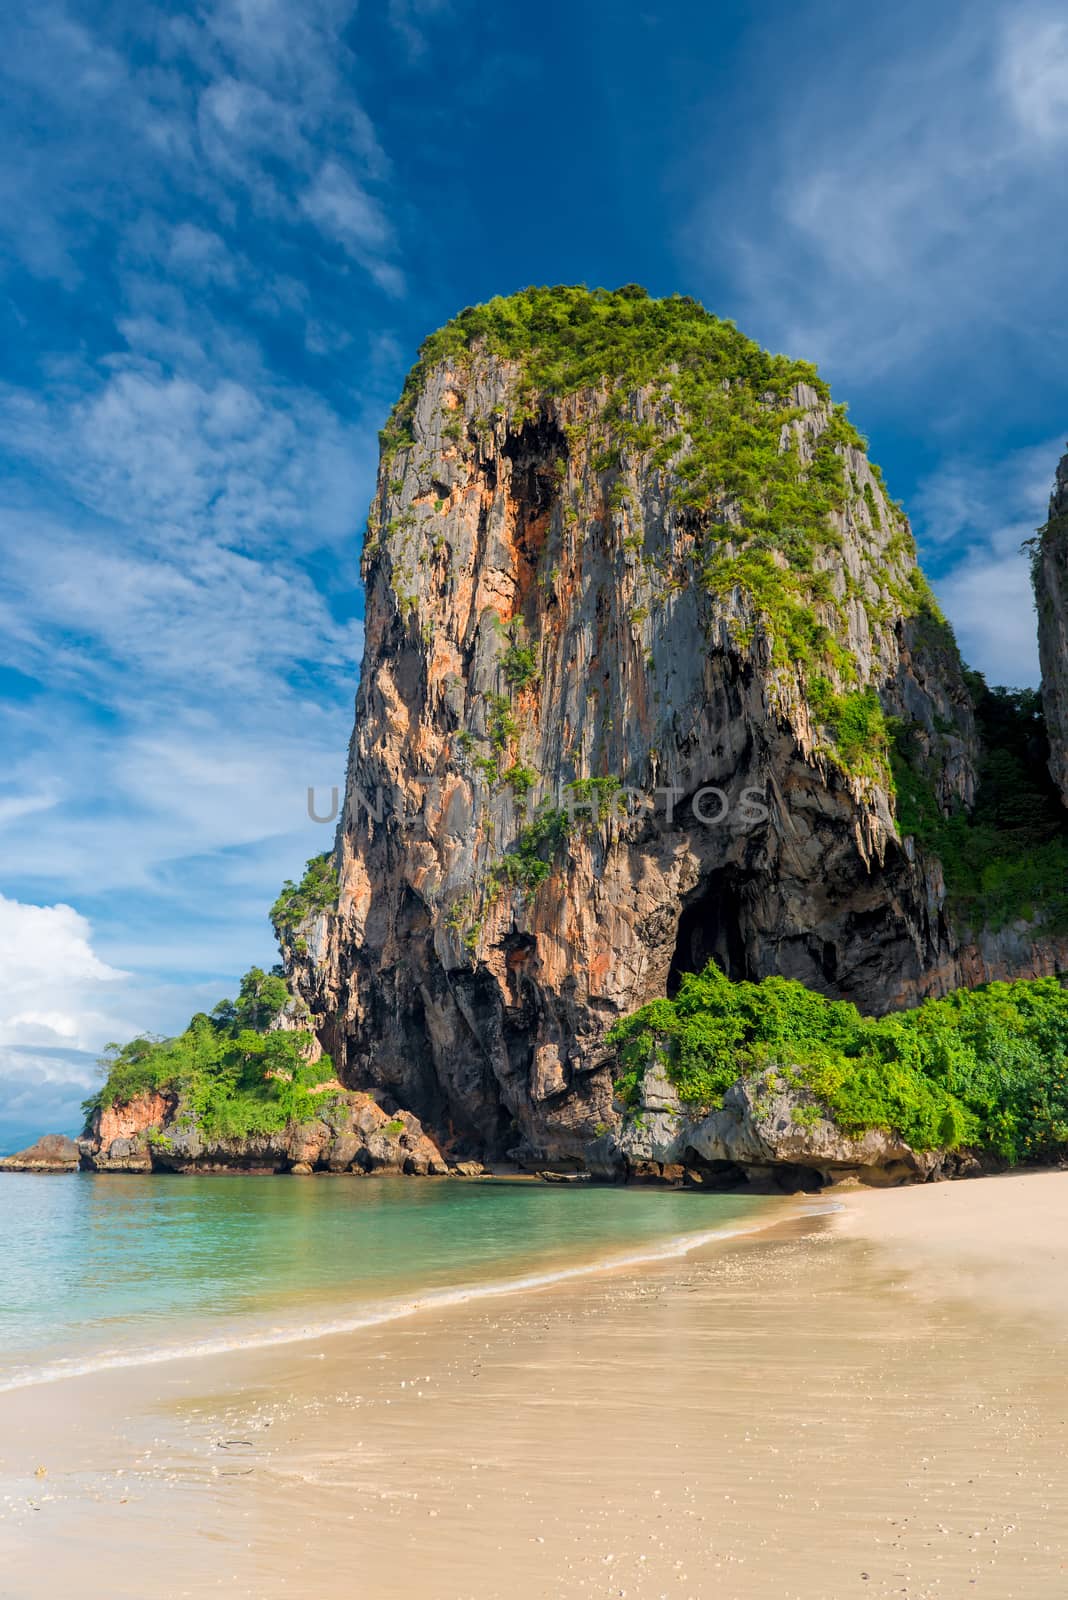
609,963,1068,1164
82,967,337,1141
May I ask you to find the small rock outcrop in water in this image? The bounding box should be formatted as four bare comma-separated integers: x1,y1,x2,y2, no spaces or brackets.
78,1087,449,1175
1035,448,1068,806
0,1134,81,1172
282,287,988,1171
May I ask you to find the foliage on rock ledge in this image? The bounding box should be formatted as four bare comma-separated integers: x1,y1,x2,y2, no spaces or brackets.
82,966,335,1141
271,853,339,935
609,961,1068,1162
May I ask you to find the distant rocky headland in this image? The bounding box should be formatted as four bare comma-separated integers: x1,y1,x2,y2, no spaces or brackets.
10,287,1068,1189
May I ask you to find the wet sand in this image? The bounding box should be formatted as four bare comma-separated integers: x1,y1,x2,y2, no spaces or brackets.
2,1174,1067,1599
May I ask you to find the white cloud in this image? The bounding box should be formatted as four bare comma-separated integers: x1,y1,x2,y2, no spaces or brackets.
1000,14,1068,141
166,221,240,285
0,895,248,1146
935,555,1040,687
0,0,402,299
303,165,387,251
912,437,1058,550
0,895,131,1059
0,512,363,695
387,0,451,62
0,506,361,903
0,1049,97,1090
695,4,1068,386
678,3,1068,690
0,356,375,556
915,435,1061,686
0,1,411,1145
0,791,58,828
0,1051,102,1149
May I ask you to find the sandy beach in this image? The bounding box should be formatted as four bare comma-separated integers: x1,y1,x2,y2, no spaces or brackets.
2,1172,1067,1600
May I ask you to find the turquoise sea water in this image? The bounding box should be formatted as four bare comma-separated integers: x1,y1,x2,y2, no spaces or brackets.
0,1174,775,1390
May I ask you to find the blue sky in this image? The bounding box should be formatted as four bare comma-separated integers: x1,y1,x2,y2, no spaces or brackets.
1,0,1066,1146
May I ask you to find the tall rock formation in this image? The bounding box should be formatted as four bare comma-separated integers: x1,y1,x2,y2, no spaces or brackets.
1036,447,1068,806
280,287,982,1167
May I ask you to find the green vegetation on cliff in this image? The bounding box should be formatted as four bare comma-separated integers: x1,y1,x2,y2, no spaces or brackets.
270,853,339,935
83,967,335,1140
892,682,1068,932
380,284,950,785
810,680,891,784
383,282,831,451
609,961,1068,1162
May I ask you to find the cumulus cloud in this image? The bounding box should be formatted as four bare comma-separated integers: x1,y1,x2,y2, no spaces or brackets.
0,895,250,1147
0,894,134,1147
0,894,129,1052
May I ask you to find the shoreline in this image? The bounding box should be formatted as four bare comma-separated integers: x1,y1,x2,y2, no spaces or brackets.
0,1193,804,1396
2,1172,1067,1598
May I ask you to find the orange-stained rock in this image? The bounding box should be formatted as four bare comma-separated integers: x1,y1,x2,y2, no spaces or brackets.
274,313,1052,1174
94,1092,170,1146
76,1082,450,1178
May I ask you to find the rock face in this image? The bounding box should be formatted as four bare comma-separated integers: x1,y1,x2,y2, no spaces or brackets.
78,1087,449,1175
0,1134,81,1173
592,1058,983,1190
93,1092,171,1151
1035,448,1068,806
282,289,984,1172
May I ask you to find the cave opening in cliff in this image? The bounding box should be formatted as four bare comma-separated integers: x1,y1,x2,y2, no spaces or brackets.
667,871,751,995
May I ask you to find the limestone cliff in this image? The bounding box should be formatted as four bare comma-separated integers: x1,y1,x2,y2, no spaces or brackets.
280,287,985,1170
1036,447,1068,806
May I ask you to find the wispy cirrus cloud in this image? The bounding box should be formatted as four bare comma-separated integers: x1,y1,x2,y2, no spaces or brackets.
0,0,402,295
1,357,375,557
387,0,452,63
691,3,1068,391
999,13,1068,141
302,161,404,295
0,0,406,1148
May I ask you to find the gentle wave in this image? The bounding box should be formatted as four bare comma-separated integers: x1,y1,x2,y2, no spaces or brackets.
0,1203,835,1394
